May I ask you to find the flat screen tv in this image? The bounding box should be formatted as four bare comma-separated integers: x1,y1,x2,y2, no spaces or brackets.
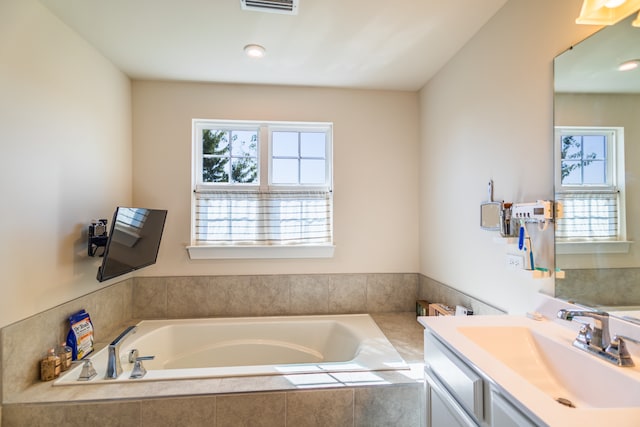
97,207,168,282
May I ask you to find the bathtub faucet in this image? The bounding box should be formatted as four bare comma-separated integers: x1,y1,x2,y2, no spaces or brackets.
105,325,137,379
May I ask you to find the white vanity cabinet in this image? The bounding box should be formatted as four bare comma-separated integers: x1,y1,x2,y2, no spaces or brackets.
424,330,542,427
489,390,538,427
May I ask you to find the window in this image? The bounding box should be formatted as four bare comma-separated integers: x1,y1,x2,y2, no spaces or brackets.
555,126,628,253
189,119,334,259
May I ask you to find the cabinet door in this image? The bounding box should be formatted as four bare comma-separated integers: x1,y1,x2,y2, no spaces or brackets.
425,369,478,427
490,391,537,427
424,332,484,420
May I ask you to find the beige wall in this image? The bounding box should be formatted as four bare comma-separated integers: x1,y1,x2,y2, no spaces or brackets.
418,0,600,314
555,93,640,269
132,81,420,276
0,0,132,328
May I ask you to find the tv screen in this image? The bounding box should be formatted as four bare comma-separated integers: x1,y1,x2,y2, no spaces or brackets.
97,207,168,282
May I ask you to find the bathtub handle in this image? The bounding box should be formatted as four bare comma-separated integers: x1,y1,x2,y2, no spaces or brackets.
130,355,155,379
128,349,139,363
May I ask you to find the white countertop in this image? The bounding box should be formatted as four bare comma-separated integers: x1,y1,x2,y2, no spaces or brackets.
419,314,640,427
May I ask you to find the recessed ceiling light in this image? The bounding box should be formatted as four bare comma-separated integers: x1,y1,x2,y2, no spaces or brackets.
618,59,640,71
244,44,266,58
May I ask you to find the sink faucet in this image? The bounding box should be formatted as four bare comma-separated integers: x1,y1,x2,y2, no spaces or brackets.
105,325,137,379
557,309,634,367
557,309,611,349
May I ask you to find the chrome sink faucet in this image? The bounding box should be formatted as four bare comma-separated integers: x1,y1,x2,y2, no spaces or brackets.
557,309,634,367
557,309,611,349
105,325,137,379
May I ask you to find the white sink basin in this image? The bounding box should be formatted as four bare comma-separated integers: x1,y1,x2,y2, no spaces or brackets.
457,326,640,409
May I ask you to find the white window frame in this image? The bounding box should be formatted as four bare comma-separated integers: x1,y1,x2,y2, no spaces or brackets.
188,119,334,259
554,126,630,254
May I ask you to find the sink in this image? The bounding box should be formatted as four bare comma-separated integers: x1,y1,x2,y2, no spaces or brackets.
457,326,640,409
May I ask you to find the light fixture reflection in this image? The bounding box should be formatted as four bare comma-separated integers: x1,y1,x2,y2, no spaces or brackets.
244,44,266,58
605,0,627,8
618,59,640,71
576,0,640,25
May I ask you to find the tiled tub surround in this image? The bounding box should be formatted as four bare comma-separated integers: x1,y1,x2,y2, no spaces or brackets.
0,272,501,426
2,312,424,426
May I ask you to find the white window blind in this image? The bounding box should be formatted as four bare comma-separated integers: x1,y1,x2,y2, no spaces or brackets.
194,190,333,245
555,190,619,239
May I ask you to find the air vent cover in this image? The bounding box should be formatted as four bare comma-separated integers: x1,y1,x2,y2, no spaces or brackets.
241,0,298,15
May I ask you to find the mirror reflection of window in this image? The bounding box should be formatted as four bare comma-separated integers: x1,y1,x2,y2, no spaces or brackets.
554,127,626,242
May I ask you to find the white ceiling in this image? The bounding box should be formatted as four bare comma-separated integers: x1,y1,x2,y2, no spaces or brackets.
38,0,508,91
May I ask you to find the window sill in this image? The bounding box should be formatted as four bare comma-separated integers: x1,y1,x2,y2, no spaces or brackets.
556,240,633,255
186,245,335,260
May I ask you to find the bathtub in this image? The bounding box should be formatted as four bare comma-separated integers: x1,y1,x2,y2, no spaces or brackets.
54,314,407,385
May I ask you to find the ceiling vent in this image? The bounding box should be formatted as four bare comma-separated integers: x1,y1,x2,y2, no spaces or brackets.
241,0,298,15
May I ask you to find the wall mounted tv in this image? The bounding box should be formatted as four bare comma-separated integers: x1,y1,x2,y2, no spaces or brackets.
97,207,168,282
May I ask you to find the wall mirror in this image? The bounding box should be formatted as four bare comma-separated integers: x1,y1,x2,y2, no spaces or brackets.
554,14,640,319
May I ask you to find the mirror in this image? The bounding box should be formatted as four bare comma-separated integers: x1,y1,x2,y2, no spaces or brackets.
480,202,502,231
554,14,640,318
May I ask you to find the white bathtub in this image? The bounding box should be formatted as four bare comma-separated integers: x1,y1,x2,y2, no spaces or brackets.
54,314,407,385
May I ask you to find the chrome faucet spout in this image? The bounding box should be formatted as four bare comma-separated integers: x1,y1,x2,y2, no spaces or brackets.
557,309,610,348
105,325,137,379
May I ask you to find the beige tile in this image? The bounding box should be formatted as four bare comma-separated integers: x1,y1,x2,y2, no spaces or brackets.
286,388,354,427
65,401,141,427
248,276,290,316
2,403,66,427
217,392,285,427
166,276,212,318
133,277,167,318
366,274,417,313
88,280,133,340
142,396,216,427
3,401,141,427
2,314,58,398
418,274,505,315
354,384,422,427
290,275,330,314
328,274,367,313
208,275,253,317
370,312,424,363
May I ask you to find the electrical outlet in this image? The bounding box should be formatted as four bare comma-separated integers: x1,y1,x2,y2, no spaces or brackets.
506,254,524,269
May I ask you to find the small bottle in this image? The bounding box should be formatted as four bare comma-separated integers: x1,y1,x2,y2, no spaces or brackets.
51,347,61,378
40,348,60,381
58,342,72,372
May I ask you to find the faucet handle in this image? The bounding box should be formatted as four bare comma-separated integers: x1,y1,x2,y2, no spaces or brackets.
576,324,592,345
130,355,155,379
605,336,635,367
128,349,139,363
77,359,98,381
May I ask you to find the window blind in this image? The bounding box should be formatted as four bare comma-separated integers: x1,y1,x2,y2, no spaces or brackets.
555,190,619,239
194,190,333,246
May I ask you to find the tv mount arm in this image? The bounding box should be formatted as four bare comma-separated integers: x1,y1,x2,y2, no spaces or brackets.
88,219,108,257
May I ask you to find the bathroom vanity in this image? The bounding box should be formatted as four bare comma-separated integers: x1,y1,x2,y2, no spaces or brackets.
419,312,640,427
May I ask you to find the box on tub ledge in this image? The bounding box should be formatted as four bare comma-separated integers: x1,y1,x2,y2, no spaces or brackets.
418,313,640,427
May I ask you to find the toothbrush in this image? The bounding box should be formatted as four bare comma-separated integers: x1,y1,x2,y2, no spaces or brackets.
518,221,535,270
